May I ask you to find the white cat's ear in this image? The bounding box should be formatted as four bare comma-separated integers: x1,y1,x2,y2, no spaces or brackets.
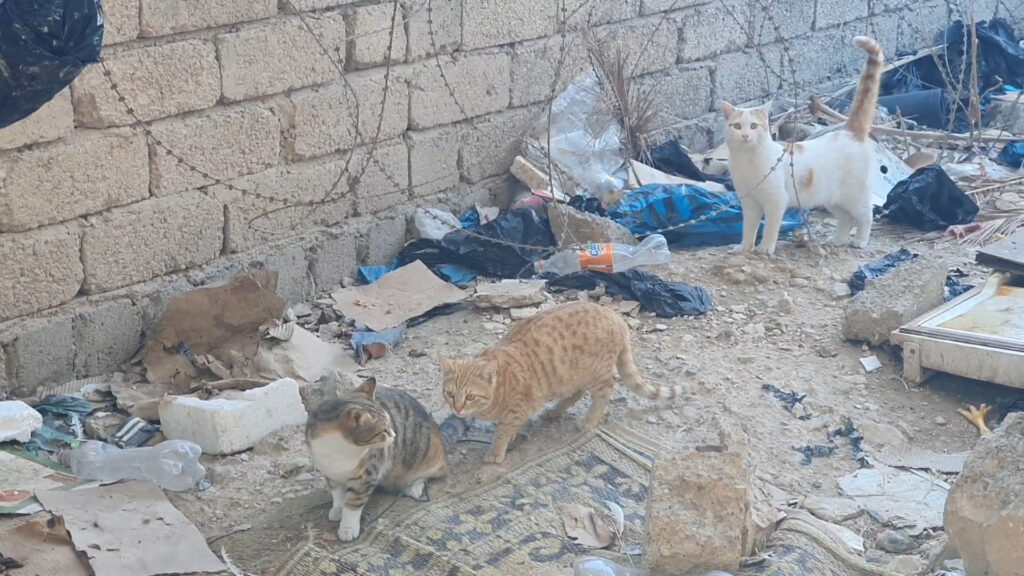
355,376,377,398
757,101,774,118
720,101,737,116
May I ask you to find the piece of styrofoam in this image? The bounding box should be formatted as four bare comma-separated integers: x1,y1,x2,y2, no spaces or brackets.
0,401,43,443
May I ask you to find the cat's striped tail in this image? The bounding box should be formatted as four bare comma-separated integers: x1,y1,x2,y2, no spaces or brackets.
617,341,681,400
845,36,884,142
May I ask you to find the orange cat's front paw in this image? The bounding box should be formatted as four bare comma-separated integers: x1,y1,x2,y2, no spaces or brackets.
483,449,506,464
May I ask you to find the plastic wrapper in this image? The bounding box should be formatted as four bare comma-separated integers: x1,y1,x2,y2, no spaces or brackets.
876,165,979,231
606,184,803,248
645,138,734,189
848,248,917,294
527,72,628,201
0,0,104,128
546,268,714,317
997,141,1024,168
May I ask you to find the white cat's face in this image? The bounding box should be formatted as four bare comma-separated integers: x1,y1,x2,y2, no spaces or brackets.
721,102,772,149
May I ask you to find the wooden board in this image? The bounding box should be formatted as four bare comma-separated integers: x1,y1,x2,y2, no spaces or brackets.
976,228,1024,274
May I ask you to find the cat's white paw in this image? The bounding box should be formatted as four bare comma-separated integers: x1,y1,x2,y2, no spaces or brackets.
849,238,869,249
337,524,361,542
729,244,750,254
403,480,428,502
328,507,344,522
483,450,506,464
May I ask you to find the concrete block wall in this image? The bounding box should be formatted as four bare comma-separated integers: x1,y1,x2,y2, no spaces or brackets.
0,0,1014,398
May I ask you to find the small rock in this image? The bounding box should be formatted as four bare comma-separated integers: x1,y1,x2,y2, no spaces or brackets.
408,348,428,358
548,202,637,249
341,277,355,288
875,529,918,553
482,321,506,332
294,472,316,482
934,415,947,426
473,281,547,309
887,555,925,575
510,307,539,321
789,278,809,288
804,496,864,523
814,343,839,358
842,257,946,345
776,293,796,315
653,323,669,332
462,342,487,357
832,282,852,299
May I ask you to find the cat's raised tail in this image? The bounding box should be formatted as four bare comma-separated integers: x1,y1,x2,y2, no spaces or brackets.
845,36,884,142
617,340,681,400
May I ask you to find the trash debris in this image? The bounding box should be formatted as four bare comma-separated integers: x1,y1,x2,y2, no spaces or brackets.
0,0,104,128
144,270,287,391
838,463,948,535
473,280,547,309
573,556,647,576
0,514,89,576
412,208,462,240
859,355,882,373
546,268,714,317
158,378,307,455
440,208,557,278
561,503,616,549
509,155,554,194
60,439,206,491
252,323,358,383
643,138,733,189
606,184,803,248
351,325,404,365
945,413,1024,576
843,255,947,346
760,383,811,420
848,248,917,294
876,165,979,231
793,444,835,466
0,449,95,515
0,400,43,443
735,509,880,575
548,202,637,250
37,480,227,576
536,234,669,276
975,227,1024,274
22,395,95,454
998,141,1024,167
332,260,468,332
945,274,975,301
389,240,477,287
627,159,730,193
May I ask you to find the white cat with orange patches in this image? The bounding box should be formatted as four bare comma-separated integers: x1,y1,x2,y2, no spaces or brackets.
721,36,884,255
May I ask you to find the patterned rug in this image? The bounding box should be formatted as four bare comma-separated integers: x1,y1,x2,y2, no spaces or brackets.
273,427,658,576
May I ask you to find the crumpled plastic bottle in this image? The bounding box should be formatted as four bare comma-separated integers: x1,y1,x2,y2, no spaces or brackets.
573,557,647,576
61,439,206,491
535,234,671,276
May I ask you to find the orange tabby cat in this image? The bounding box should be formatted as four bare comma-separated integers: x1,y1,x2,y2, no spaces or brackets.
439,301,680,464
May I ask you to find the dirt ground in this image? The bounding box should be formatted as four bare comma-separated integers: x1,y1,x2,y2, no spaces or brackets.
165,215,1024,574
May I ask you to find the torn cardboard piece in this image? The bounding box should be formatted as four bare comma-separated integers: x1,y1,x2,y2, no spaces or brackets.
253,324,359,384
0,514,89,576
144,270,286,392
0,449,93,515
331,260,468,332
36,480,226,576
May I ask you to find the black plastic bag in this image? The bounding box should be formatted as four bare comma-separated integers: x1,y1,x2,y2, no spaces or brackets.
848,248,917,294
545,268,714,317
645,139,734,189
876,165,979,231
0,0,105,128
440,208,556,278
567,195,607,217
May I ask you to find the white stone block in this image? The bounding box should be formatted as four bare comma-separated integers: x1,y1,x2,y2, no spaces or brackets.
158,378,307,455
0,401,44,443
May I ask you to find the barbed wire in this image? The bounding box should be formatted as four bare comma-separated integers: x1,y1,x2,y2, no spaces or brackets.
93,0,1021,274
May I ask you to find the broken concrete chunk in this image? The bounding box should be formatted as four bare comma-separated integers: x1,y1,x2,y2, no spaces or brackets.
803,496,864,523
644,448,772,575
0,401,43,443
548,202,637,250
158,378,307,455
473,280,547,309
841,257,946,345
838,463,948,536
944,413,1024,576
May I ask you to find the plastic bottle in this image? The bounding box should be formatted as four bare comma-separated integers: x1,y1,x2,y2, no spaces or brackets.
534,234,671,276
61,439,206,491
573,557,647,576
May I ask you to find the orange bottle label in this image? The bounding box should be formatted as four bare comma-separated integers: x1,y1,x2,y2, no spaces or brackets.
578,243,614,273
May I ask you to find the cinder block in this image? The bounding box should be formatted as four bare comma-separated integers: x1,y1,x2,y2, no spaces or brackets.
815,0,869,29
783,31,858,88
0,347,8,399
103,0,141,45
753,0,815,44
148,104,280,196
140,0,277,37
510,35,589,107
0,89,73,150
217,14,347,102
408,126,459,197
899,2,949,52
678,0,750,62
640,0,706,15
362,214,408,265
82,191,224,293
0,401,43,442
3,314,76,397
158,378,308,455
310,232,359,289
346,2,406,69
212,157,354,252
350,140,410,214
595,17,677,76
408,52,511,128
403,0,461,60
637,65,713,122
715,49,776,104
458,106,537,183
71,40,221,128
461,0,556,50
74,299,143,376
252,241,313,304
289,70,409,159
0,131,149,233
562,0,640,28
842,257,946,346
0,225,83,322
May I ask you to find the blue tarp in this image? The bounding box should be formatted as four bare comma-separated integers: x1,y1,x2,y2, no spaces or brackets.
997,141,1024,168
606,184,804,248
0,0,105,128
